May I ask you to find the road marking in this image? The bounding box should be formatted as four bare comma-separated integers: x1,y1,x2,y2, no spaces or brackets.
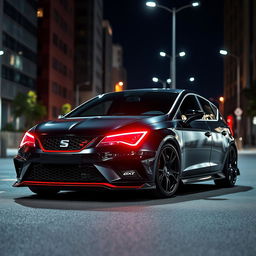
0,179,16,181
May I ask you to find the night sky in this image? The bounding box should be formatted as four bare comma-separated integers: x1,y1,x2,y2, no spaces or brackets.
104,0,224,100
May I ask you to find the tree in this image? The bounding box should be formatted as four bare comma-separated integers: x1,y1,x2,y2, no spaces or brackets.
13,91,47,130
61,103,72,115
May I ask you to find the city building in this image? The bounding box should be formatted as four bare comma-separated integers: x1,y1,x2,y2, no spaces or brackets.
37,0,74,120
102,20,113,93
223,0,256,145
0,0,38,130
74,0,103,105
112,44,127,92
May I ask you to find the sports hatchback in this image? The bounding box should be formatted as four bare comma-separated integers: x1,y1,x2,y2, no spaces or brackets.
13,89,239,197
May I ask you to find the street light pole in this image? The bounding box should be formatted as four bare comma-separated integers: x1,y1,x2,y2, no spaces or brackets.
146,1,200,89
219,50,241,143
172,9,176,89
236,56,241,142
159,50,186,88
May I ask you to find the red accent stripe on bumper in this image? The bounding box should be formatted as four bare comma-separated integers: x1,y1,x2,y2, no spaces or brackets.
14,181,144,189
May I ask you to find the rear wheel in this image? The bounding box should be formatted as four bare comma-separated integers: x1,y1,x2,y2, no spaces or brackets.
154,143,181,198
29,186,60,196
214,146,238,187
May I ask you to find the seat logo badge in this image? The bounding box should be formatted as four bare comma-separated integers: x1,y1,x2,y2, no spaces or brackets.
60,140,70,148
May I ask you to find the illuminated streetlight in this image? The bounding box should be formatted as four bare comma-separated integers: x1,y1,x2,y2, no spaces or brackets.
160,51,186,58
192,2,200,7
146,1,156,7
179,51,186,57
167,78,172,84
189,77,195,82
219,96,224,103
146,1,200,89
160,51,166,57
152,77,159,83
219,49,228,56
0,50,4,56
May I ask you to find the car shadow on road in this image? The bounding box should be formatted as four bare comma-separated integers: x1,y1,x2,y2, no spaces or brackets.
14,184,253,212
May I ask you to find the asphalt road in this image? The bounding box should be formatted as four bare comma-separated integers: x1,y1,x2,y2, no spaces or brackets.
0,153,256,256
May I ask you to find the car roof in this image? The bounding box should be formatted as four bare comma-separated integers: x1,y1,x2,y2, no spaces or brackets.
106,88,187,94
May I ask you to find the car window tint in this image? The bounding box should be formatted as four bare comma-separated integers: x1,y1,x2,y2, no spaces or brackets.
198,97,216,120
176,95,201,120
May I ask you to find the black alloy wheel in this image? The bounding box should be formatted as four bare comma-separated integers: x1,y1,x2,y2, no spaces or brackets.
155,143,180,198
214,146,238,187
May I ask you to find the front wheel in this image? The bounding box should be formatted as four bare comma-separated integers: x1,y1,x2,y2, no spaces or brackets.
154,143,181,198
29,186,60,196
214,146,238,187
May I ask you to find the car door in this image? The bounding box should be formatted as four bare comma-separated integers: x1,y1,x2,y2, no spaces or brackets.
175,94,213,177
197,96,229,172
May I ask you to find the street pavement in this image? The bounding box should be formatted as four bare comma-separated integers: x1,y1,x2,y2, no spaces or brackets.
0,153,256,256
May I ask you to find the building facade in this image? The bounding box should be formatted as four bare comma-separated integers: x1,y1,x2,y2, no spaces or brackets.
37,0,74,120
102,20,113,93
74,0,103,105
223,0,256,145
0,0,38,130
112,44,127,91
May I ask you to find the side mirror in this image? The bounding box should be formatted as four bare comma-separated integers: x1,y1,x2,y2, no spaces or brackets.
184,109,204,124
58,115,64,119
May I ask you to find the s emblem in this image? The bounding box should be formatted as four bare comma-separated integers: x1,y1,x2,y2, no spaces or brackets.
60,139,69,148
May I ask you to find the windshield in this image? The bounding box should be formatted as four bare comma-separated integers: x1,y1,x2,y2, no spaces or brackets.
66,91,178,117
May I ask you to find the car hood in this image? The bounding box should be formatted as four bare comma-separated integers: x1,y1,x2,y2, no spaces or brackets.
34,116,166,136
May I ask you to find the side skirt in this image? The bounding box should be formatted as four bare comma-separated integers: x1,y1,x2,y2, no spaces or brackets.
181,172,225,184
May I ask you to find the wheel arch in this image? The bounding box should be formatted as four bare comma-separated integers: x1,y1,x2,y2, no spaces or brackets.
153,135,182,177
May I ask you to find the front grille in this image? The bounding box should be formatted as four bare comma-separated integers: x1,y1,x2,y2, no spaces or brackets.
24,164,106,182
38,135,94,151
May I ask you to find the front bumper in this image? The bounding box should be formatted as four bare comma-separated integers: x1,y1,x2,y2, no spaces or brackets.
13,147,157,190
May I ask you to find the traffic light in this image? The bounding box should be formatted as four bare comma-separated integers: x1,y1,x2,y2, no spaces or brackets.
227,115,234,136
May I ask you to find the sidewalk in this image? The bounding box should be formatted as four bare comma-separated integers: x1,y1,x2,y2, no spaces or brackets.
238,148,256,154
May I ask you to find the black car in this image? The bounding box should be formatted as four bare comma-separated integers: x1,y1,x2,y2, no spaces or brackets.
13,89,239,197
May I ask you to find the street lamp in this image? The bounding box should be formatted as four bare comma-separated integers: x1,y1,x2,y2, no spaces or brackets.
219,96,224,103
220,49,241,143
152,77,169,88
146,1,200,89
167,78,172,85
160,50,186,58
189,77,195,82
159,51,186,87
0,50,4,56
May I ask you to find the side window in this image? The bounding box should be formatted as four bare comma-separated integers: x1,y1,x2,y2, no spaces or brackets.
176,95,201,120
198,97,216,120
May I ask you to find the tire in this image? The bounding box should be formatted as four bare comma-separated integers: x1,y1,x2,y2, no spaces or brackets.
29,186,60,196
154,143,181,198
214,146,238,187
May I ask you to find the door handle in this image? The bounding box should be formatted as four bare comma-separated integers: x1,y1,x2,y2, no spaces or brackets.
221,130,227,136
205,131,212,137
